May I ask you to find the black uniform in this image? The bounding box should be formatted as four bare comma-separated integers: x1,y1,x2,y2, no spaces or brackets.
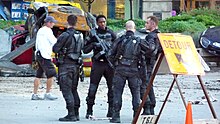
140,29,161,115
83,27,116,118
53,28,83,121
109,31,156,123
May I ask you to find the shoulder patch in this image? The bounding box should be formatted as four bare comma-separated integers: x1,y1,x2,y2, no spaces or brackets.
132,40,137,44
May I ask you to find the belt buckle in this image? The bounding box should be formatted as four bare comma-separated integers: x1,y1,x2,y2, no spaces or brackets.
99,59,104,61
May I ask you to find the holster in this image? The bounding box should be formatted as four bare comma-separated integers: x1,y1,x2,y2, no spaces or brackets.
56,56,64,66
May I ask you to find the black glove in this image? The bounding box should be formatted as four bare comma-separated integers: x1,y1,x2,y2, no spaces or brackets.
93,42,102,50
94,42,101,47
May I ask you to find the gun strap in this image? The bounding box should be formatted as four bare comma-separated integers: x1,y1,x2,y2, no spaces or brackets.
63,31,81,55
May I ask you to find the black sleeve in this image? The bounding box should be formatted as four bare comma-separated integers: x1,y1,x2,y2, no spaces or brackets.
52,32,69,54
108,37,122,61
83,33,96,54
140,35,156,54
109,29,117,42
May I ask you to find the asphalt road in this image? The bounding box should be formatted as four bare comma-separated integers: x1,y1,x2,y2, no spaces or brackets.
0,67,220,124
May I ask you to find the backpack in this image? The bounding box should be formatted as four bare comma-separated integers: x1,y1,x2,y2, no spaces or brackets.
116,35,141,66
64,30,84,60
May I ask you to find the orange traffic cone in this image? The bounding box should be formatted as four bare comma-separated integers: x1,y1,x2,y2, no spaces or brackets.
185,102,193,124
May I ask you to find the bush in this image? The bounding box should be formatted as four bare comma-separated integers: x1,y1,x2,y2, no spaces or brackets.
108,8,220,33
158,8,220,44
163,14,193,22
107,19,126,31
107,18,145,31
0,20,24,29
195,15,220,27
185,8,220,27
169,21,191,33
187,8,220,17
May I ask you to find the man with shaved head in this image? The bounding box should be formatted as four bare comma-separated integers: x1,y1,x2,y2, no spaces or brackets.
125,20,136,32
109,20,156,123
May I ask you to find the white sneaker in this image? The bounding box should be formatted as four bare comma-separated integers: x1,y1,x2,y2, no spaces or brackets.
31,94,44,100
44,93,58,100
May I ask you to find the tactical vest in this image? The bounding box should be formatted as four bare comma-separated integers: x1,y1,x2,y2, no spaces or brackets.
93,29,113,60
96,30,113,52
64,30,83,60
97,32,113,43
116,35,141,66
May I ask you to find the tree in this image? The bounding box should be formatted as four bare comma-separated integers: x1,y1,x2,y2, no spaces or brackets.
80,0,95,12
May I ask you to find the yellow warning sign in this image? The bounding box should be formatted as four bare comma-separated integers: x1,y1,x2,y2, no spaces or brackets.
158,33,205,75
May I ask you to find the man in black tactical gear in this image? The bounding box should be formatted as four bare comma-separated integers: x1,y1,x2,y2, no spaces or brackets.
141,16,161,115
53,14,84,122
109,20,157,123
83,15,116,119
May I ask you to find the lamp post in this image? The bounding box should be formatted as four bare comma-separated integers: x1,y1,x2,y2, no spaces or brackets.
129,0,133,20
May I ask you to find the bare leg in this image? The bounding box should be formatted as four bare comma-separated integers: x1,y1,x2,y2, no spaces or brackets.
46,77,54,93
33,78,41,94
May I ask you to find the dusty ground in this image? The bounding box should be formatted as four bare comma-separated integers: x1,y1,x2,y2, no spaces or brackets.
0,66,220,124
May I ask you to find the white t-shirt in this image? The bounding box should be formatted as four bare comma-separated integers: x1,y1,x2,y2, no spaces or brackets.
35,26,57,59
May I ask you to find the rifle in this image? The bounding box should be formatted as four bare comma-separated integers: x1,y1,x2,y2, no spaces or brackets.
90,29,114,69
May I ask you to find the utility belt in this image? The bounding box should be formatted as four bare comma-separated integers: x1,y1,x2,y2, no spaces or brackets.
118,58,138,67
57,53,82,66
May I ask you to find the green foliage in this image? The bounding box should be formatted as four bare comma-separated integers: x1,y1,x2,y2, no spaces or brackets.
0,20,24,29
187,8,220,17
107,18,145,31
169,21,191,33
158,8,220,43
184,8,220,27
107,10,215,43
107,19,126,31
195,15,220,27
163,14,193,22
187,20,206,33
133,18,145,29
158,20,172,33
108,8,220,33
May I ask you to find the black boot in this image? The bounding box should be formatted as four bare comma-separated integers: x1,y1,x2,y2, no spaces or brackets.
142,106,151,115
74,107,80,121
110,112,120,123
133,110,137,118
59,110,77,122
106,104,113,117
85,104,93,119
150,105,155,115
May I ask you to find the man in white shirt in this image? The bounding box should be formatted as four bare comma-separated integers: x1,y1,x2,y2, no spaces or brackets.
31,16,58,100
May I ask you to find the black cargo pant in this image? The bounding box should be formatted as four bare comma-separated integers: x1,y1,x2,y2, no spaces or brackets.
140,65,151,107
145,58,156,106
140,58,156,114
58,64,80,111
112,67,141,113
86,60,114,106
